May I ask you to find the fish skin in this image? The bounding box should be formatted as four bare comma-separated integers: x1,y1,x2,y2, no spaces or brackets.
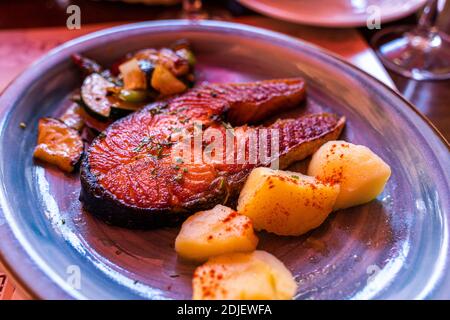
80,78,344,229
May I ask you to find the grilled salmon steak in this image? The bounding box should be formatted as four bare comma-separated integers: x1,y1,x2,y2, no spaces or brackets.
80,78,345,228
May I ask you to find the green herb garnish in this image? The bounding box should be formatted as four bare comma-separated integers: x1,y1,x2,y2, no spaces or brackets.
133,136,152,152
149,102,167,116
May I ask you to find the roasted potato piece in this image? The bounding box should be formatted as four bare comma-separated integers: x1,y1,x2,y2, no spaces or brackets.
134,47,190,76
158,48,190,76
33,118,83,172
237,167,340,236
307,141,391,210
175,205,258,261
193,251,297,300
119,58,147,90
151,64,187,96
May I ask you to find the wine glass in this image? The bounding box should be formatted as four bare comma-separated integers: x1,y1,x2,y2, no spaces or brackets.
372,0,450,80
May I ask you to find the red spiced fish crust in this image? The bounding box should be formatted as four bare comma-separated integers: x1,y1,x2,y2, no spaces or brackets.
80,78,345,228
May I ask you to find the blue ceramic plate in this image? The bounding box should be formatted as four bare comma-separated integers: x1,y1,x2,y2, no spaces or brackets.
0,21,449,299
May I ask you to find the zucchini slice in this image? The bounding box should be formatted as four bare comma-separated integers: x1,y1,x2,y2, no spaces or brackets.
77,107,113,133
81,73,115,121
110,102,143,120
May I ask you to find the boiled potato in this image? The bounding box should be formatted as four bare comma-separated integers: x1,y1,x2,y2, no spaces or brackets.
151,64,187,96
175,205,258,261
192,251,297,300
307,141,391,210
237,167,340,236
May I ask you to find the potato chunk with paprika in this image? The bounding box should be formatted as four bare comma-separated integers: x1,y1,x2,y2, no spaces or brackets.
192,251,297,300
175,205,258,261
307,141,391,210
237,167,339,236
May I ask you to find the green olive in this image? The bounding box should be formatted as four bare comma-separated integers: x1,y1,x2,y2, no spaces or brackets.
119,89,148,103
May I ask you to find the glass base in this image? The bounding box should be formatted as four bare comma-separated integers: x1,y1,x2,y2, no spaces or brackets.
372,25,450,81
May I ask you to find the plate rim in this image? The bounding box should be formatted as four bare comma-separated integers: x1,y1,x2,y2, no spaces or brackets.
0,19,448,300
237,0,428,28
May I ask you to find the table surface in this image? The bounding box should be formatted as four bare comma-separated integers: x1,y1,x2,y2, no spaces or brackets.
0,0,448,300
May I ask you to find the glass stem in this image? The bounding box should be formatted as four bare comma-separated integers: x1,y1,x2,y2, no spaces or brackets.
417,0,439,33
